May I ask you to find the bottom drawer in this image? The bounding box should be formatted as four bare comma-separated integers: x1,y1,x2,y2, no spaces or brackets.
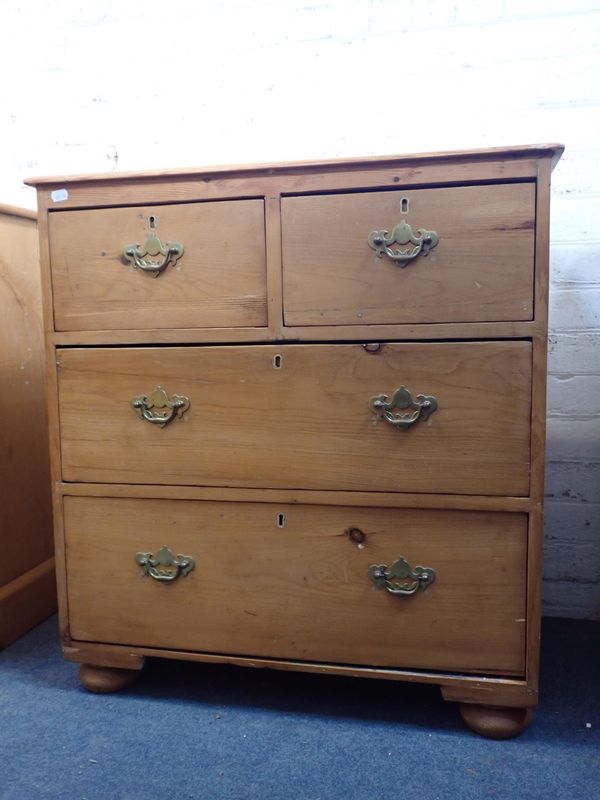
64,497,527,675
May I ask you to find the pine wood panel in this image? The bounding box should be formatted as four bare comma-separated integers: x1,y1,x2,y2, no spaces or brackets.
35,192,71,643
61,482,533,512
26,143,563,186
62,639,532,704
50,320,541,346
0,203,37,221
0,558,57,649
441,683,537,708
58,341,532,496
526,157,554,686
49,200,267,331
30,146,563,709
64,497,527,675
0,211,53,585
28,160,540,212
0,208,56,645
282,183,536,326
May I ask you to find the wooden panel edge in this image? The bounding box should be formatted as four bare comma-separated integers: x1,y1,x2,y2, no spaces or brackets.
31,159,540,210
0,202,37,221
62,645,145,670
59,483,534,512
51,486,70,643
281,321,541,341
62,639,527,688
37,192,69,642
525,507,544,693
51,321,542,346
441,682,538,709
265,194,284,339
36,194,55,336
0,556,55,602
25,144,562,186
522,156,552,696
0,558,57,649
534,159,552,332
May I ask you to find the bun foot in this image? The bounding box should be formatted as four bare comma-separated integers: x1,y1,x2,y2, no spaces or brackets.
79,663,140,694
458,703,533,739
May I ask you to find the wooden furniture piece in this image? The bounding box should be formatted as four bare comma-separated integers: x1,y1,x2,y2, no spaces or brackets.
0,203,55,648
27,144,563,738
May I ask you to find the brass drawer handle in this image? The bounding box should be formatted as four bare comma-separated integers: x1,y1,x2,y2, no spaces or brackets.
131,386,190,427
123,215,184,277
369,557,436,596
370,386,437,430
368,220,438,266
135,546,195,583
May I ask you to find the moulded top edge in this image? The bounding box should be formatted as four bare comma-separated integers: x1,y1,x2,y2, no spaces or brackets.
24,144,564,187
0,202,37,220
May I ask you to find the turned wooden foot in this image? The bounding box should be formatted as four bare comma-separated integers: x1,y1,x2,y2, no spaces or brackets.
458,703,533,739
79,663,140,694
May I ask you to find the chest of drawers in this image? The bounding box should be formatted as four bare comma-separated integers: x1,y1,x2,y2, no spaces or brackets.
28,144,563,738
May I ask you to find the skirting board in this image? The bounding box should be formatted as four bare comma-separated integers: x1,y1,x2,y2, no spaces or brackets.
0,558,57,649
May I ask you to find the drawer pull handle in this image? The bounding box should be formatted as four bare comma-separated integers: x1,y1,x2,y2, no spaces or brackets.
123,216,184,277
131,386,190,427
369,557,436,596
368,220,438,266
370,386,437,430
135,546,195,583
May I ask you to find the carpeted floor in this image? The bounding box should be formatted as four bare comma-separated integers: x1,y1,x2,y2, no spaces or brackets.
1,616,598,800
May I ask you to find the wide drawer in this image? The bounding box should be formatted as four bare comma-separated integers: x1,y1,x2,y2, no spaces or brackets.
282,183,535,326
64,497,527,675
49,200,267,331
58,342,532,496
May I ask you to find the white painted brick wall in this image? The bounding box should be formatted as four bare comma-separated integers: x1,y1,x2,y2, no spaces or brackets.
1,0,598,617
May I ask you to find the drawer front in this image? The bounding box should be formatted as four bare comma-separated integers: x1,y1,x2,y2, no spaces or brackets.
65,497,527,675
58,342,531,496
49,200,267,331
282,183,535,326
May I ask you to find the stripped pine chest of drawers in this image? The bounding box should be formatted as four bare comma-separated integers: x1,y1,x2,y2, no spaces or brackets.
27,144,563,738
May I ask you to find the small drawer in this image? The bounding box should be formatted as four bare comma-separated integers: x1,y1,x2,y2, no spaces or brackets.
49,200,267,331
58,341,532,496
282,183,535,326
64,497,527,675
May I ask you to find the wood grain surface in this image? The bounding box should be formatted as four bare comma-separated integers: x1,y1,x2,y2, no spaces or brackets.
50,320,541,347
60,482,533,512
29,160,539,213
0,558,56,649
0,211,53,585
64,497,527,675
49,200,267,331
31,147,563,706
0,209,56,645
58,341,532,495
282,183,535,326
25,143,563,185
63,639,532,702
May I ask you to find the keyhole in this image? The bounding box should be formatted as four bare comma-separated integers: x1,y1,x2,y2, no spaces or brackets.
277,513,286,528
273,354,282,369
401,197,409,214
148,215,157,229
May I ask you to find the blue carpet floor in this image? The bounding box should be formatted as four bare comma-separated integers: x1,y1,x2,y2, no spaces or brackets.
1,616,598,800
